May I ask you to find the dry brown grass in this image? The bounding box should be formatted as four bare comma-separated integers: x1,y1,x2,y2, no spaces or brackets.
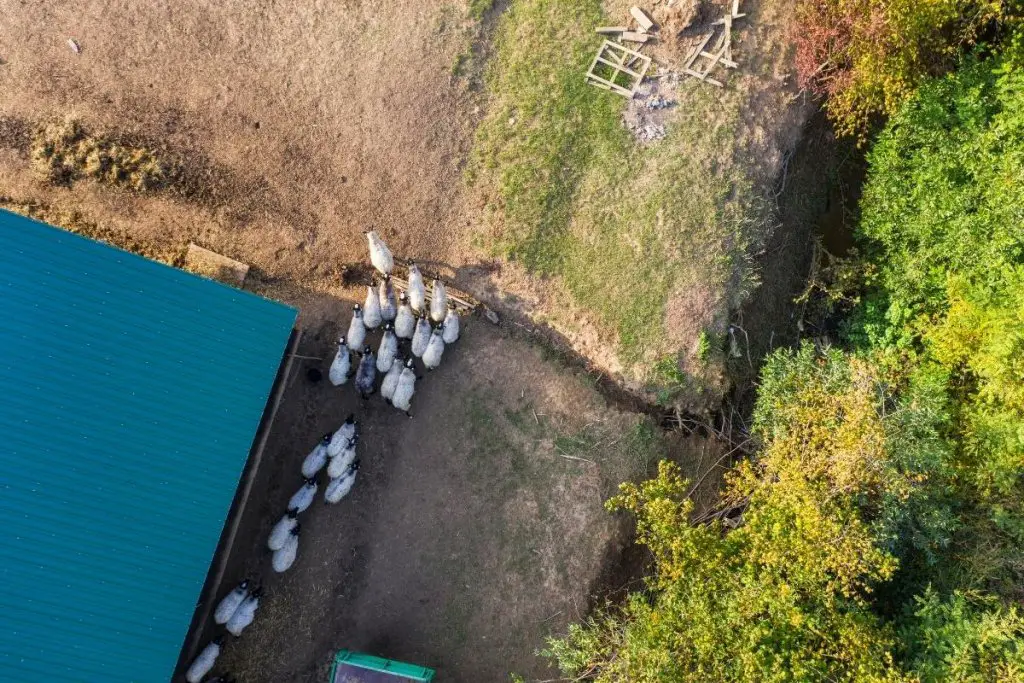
30,118,172,191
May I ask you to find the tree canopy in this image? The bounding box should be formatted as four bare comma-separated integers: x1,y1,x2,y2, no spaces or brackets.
544,40,1024,683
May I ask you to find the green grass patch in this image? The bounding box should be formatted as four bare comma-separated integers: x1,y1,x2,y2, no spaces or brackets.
696,330,712,362
467,0,762,380
468,0,498,20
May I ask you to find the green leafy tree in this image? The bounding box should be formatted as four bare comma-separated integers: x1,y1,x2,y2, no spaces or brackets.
545,348,925,682
857,55,1024,346
899,589,1024,682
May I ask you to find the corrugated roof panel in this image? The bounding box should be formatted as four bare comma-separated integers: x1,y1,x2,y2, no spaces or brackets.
0,210,297,682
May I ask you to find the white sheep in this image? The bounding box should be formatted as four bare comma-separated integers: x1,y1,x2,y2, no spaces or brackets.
225,588,263,637
330,414,357,456
325,461,361,504
376,324,398,373
391,359,417,417
213,579,250,625
381,355,404,402
327,435,358,479
442,305,460,344
272,525,300,573
422,326,446,370
395,292,416,339
328,337,351,386
411,314,431,358
301,434,331,478
366,230,394,275
362,285,382,329
346,304,366,352
185,637,223,683
288,478,318,513
379,274,397,321
430,279,448,322
407,263,426,313
267,509,299,551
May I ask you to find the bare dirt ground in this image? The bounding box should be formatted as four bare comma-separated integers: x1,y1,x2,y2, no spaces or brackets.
0,0,477,311
190,318,696,682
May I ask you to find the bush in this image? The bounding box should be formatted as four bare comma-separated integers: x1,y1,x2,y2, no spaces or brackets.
545,348,926,682
792,0,1004,137
855,57,1024,567
858,54,1024,330
899,589,1024,682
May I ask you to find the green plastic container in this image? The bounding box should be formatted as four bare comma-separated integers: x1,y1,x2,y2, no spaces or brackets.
329,650,436,682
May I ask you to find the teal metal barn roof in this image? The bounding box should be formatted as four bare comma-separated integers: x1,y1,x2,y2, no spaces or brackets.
0,211,296,682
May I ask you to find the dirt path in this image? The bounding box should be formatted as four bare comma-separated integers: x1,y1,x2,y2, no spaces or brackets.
196,318,667,682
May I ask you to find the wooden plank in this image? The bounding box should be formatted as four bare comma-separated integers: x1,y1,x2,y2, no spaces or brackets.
701,51,738,68
732,0,740,17
585,48,604,80
710,30,726,54
596,55,641,78
628,55,652,96
184,243,249,285
724,14,733,61
683,32,714,69
595,26,628,34
390,275,476,311
599,40,630,65
586,73,634,97
603,39,648,62
624,51,650,70
684,68,723,87
629,6,655,31
620,31,650,43
699,45,726,79
605,43,629,67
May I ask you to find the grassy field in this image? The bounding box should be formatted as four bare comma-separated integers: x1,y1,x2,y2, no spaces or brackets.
467,0,775,405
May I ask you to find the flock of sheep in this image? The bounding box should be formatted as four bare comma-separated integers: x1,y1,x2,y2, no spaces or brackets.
184,232,461,683
329,230,460,415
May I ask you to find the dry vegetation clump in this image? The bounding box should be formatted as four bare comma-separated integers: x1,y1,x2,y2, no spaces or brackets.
30,118,173,191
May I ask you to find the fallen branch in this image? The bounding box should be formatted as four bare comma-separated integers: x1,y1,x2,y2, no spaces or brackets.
539,610,564,623
692,496,751,525
685,439,752,499
557,451,597,465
